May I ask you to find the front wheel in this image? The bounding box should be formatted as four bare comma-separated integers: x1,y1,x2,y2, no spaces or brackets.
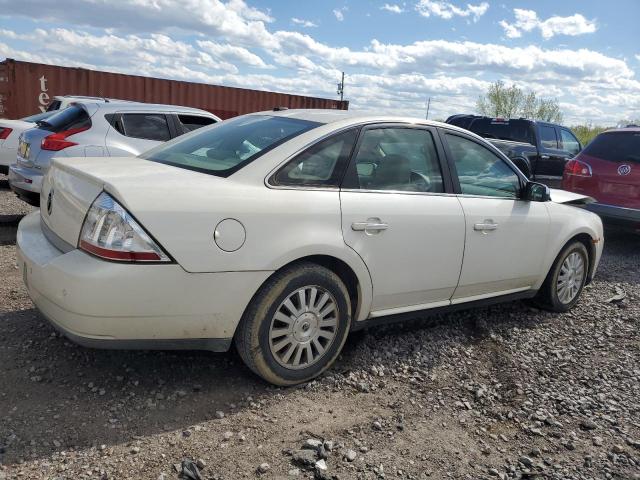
534,241,589,312
235,263,351,386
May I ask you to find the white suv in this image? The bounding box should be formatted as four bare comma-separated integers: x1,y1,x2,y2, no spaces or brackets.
9,101,220,205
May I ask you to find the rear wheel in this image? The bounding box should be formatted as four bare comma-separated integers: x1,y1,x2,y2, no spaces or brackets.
235,263,351,386
534,241,589,312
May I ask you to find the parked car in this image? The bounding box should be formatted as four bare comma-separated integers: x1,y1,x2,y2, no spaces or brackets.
17,110,603,385
446,115,582,186
0,111,58,175
562,127,640,228
9,101,220,205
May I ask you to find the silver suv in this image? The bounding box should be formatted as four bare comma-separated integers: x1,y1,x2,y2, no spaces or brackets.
9,100,220,205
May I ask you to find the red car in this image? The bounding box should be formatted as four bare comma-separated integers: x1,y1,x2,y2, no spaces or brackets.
562,127,640,228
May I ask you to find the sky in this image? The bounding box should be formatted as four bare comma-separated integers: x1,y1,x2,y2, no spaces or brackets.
0,0,638,125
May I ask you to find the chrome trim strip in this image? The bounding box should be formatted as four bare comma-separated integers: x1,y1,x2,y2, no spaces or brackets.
369,299,451,318
40,216,75,253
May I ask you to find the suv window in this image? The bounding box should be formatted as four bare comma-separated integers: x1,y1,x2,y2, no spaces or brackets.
352,128,443,193
272,129,357,187
539,125,558,149
122,113,171,142
559,129,581,156
38,105,91,132
467,118,534,144
177,114,217,133
445,133,521,199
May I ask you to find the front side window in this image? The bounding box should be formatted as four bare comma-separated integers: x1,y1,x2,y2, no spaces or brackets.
540,125,558,149
141,115,321,176
352,127,444,193
445,133,521,199
122,114,171,142
272,129,357,187
560,129,581,156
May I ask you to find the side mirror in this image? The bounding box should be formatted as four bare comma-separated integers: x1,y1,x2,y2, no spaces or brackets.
524,182,551,202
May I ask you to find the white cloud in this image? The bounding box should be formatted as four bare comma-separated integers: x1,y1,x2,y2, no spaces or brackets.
416,0,489,22
333,7,347,21
500,9,597,40
381,3,404,14
291,17,318,28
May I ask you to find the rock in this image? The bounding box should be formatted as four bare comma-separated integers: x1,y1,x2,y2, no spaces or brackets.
519,456,533,467
580,418,598,430
372,420,383,431
215,411,225,419
196,459,206,469
223,431,233,441
257,463,270,474
288,468,300,476
593,436,603,446
315,459,327,472
303,438,323,450
488,467,500,477
323,440,334,451
292,449,317,468
612,445,625,454
344,449,357,462
130,446,140,454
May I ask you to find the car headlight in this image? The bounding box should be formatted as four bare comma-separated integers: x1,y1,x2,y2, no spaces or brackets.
79,192,171,263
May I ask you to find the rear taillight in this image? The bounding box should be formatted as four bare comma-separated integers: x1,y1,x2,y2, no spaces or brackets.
0,127,13,140
564,159,592,177
41,126,88,151
79,192,171,263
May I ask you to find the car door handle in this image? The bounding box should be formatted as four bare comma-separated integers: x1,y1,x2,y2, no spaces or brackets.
540,155,550,160
351,222,388,232
474,221,498,232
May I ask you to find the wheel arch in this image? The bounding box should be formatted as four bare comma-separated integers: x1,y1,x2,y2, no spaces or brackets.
566,232,597,284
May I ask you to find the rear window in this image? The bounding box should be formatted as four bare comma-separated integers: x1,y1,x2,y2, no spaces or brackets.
467,119,534,145
38,105,91,133
46,100,62,112
582,131,640,163
141,115,321,177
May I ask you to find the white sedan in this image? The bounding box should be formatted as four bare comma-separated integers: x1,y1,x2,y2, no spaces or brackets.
17,109,603,385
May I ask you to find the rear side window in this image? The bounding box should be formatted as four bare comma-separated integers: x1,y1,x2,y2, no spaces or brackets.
122,114,171,142
582,132,640,163
177,114,216,133
467,119,534,144
46,100,62,112
272,129,358,187
539,126,558,149
38,105,91,133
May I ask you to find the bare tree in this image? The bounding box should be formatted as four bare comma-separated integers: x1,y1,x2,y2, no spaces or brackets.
477,81,563,123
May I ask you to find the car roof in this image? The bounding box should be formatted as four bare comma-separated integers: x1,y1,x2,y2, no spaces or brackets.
603,127,640,133
247,108,467,132
71,100,216,116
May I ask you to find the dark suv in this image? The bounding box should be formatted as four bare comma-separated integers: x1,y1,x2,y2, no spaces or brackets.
446,115,582,187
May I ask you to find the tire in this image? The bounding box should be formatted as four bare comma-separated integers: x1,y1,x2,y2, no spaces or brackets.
534,241,589,312
235,262,351,386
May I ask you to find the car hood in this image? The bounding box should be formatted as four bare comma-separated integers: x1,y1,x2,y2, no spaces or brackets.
549,188,595,205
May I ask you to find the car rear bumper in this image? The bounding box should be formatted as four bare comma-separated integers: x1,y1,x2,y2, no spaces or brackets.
16,212,272,352
8,164,43,206
586,202,640,225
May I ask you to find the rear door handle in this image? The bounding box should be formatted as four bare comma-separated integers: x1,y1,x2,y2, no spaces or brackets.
474,221,498,232
540,155,550,160
352,221,388,232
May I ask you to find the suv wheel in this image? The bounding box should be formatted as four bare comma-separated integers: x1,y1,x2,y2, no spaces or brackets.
235,263,351,385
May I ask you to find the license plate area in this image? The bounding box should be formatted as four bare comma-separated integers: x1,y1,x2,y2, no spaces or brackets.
18,139,30,160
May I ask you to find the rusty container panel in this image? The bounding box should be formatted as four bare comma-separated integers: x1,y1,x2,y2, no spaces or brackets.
0,58,348,119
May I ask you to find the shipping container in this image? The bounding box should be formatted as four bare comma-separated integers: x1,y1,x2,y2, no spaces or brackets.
0,58,348,120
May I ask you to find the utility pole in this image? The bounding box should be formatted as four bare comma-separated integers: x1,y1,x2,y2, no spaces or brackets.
426,97,431,120
337,72,345,102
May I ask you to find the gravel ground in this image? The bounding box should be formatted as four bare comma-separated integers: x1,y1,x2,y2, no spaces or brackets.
0,175,35,218
0,205,638,479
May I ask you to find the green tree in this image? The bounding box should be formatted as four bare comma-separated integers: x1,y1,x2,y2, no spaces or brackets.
477,81,563,123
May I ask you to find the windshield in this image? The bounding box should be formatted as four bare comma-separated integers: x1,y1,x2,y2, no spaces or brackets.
467,119,535,144
582,131,640,163
141,115,322,176
21,111,57,123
